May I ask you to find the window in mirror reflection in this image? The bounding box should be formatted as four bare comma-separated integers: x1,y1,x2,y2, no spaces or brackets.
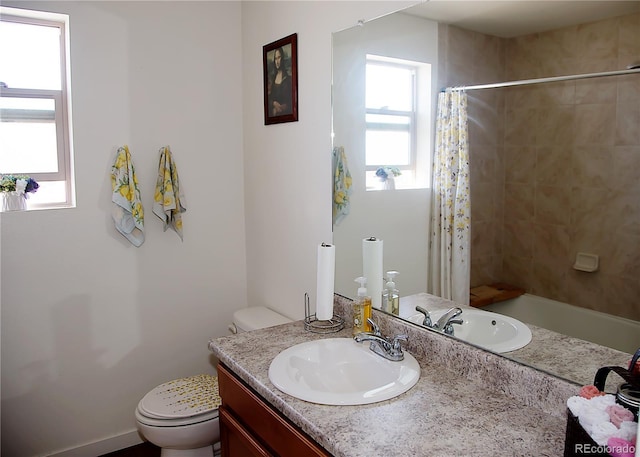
365,55,431,191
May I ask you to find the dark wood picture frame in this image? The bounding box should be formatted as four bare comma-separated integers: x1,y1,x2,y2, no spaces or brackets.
263,33,298,125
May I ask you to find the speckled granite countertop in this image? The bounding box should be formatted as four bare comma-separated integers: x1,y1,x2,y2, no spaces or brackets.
398,292,632,388
209,297,585,457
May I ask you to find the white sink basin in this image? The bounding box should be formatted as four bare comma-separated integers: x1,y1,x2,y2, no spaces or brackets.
407,308,532,353
268,338,420,405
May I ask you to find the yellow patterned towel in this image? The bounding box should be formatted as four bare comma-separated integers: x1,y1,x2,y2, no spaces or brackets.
111,145,145,247
153,146,186,240
332,146,352,227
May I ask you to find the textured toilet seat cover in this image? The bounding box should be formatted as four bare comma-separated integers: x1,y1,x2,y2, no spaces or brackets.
139,374,221,419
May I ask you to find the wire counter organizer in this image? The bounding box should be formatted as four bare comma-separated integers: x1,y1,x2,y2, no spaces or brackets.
303,293,344,334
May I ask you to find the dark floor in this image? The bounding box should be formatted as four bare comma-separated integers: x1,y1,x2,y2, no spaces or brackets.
99,442,161,457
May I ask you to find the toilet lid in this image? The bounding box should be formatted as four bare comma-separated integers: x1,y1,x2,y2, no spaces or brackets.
138,374,221,420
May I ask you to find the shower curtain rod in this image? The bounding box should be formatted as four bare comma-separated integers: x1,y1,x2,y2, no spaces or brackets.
445,67,640,92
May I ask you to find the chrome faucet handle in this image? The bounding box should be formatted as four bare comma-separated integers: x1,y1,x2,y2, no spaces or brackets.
435,307,463,331
442,319,463,335
415,306,433,327
366,317,381,336
390,334,408,351
353,332,387,344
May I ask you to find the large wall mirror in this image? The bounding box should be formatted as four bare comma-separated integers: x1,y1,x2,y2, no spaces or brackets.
332,1,640,384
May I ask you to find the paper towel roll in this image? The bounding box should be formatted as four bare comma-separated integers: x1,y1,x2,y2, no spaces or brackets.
316,243,335,321
363,237,383,309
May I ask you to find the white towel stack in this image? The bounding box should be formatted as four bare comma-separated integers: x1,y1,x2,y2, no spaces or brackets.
567,394,637,446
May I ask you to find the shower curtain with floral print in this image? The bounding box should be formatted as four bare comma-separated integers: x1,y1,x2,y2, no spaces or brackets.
428,90,471,306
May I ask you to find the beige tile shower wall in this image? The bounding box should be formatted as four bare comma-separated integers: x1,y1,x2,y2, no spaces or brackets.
501,13,640,320
438,25,507,288
441,13,639,321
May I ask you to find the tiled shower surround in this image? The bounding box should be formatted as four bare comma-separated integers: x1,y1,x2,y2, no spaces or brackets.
438,13,640,321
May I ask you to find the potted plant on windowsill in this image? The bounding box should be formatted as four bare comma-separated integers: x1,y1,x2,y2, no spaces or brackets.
375,167,401,190
0,175,39,212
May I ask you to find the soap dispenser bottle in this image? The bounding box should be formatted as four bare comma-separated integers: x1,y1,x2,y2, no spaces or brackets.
353,277,372,335
384,271,400,315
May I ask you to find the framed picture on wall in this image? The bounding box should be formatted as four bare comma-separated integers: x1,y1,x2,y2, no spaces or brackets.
263,33,298,125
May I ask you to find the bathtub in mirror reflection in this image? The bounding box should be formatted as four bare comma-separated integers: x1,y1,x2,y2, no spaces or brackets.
484,294,640,354
331,0,640,385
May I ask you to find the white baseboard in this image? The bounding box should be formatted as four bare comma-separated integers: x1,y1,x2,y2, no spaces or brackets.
48,430,143,457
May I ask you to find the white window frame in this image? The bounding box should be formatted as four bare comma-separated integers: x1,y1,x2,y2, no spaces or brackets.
0,8,74,209
365,54,432,191
365,58,418,177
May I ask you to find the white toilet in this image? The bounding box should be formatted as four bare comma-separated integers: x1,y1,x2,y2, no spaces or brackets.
135,306,292,457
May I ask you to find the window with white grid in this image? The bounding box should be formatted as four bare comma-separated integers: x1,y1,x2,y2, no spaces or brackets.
365,55,431,191
0,7,74,208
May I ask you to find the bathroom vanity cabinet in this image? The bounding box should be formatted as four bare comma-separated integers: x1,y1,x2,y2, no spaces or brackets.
217,363,330,457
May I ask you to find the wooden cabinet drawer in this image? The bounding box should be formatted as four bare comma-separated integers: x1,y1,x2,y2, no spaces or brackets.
220,407,271,457
217,363,330,457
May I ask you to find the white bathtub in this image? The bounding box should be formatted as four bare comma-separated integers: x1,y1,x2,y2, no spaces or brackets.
484,293,640,354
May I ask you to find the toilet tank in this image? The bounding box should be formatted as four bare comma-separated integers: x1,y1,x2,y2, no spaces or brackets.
230,306,292,334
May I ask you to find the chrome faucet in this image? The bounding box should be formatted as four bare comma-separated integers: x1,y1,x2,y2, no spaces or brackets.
414,306,463,335
434,307,463,335
354,318,407,361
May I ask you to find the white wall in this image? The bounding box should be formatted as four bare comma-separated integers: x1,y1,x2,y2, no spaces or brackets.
241,1,416,321
1,2,245,455
0,1,416,455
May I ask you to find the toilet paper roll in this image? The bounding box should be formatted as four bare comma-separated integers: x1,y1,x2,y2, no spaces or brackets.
316,243,335,321
363,237,383,309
